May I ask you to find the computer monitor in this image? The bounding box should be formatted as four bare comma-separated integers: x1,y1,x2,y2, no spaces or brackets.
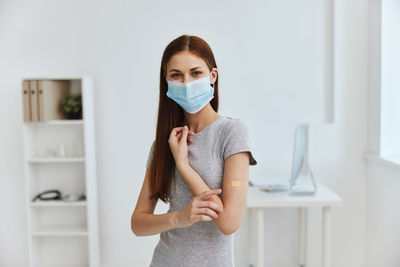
249,123,317,194
288,124,307,188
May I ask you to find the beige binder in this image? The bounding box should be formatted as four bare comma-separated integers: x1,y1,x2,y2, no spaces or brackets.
22,80,31,122
37,80,70,121
29,80,39,122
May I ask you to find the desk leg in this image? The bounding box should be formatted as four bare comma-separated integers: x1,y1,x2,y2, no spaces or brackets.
322,206,332,267
298,207,307,267
256,208,264,267
247,208,254,267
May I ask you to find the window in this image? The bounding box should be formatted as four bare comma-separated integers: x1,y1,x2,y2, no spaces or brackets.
380,0,400,162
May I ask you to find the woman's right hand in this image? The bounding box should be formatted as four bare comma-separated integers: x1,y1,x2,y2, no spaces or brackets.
175,188,223,228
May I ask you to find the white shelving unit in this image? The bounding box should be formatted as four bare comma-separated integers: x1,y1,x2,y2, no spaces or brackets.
21,77,100,267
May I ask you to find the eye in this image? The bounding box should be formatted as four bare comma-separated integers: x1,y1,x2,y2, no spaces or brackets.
192,71,202,76
171,73,182,78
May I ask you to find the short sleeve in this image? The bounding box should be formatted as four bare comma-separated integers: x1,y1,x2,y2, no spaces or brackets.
146,141,155,169
222,119,257,166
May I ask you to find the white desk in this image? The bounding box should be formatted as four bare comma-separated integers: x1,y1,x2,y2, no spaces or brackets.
246,181,343,267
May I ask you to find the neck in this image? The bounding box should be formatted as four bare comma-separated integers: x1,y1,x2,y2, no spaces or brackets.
183,104,220,134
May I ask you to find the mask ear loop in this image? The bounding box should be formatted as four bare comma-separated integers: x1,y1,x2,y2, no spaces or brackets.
210,67,216,87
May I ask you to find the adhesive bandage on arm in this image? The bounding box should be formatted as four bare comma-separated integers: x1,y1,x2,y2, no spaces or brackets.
226,179,244,188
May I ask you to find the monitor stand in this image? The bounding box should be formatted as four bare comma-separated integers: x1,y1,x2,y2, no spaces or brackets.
289,154,318,196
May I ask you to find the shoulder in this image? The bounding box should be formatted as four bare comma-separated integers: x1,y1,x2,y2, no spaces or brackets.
220,116,249,136
219,116,257,164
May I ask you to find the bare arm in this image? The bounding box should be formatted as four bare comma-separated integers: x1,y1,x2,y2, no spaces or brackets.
176,151,250,235
131,168,179,236
131,167,223,236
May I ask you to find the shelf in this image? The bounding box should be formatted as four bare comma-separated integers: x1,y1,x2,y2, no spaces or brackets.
22,77,99,267
24,120,84,125
31,224,88,236
30,200,87,207
28,157,85,163
31,236,89,266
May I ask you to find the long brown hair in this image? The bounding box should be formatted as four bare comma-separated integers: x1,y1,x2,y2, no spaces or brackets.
148,34,219,203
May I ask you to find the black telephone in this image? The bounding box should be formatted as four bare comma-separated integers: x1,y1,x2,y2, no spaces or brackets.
32,189,62,201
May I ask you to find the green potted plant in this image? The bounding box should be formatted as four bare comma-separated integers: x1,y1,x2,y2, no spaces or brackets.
60,93,82,119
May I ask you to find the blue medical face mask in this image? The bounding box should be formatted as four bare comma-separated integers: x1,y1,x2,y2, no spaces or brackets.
166,68,216,114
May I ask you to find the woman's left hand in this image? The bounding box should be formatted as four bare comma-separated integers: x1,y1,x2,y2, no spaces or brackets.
168,125,195,168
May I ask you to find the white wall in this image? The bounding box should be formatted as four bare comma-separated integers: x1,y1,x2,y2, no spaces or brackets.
365,159,400,267
0,0,369,267
365,0,400,266
307,0,368,266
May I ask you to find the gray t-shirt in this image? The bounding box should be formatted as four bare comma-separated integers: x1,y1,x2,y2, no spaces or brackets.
146,115,257,267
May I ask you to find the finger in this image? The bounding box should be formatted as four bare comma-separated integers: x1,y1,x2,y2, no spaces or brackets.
170,127,185,138
193,215,213,222
180,125,189,144
173,126,195,136
199,189,221,199
177,132,191,142
172,131,192,144
195,207,218,218
199,189,222,200
171,128,185,143
197,200,223,213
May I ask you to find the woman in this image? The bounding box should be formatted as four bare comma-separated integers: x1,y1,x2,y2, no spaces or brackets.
131,34,257,267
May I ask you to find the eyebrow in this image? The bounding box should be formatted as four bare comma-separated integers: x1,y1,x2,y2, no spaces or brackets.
168,66,203,73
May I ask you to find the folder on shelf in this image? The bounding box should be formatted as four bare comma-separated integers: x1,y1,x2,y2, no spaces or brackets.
22,79,71,122
30,80,39,121
22,80,31,122
37,80,70,121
